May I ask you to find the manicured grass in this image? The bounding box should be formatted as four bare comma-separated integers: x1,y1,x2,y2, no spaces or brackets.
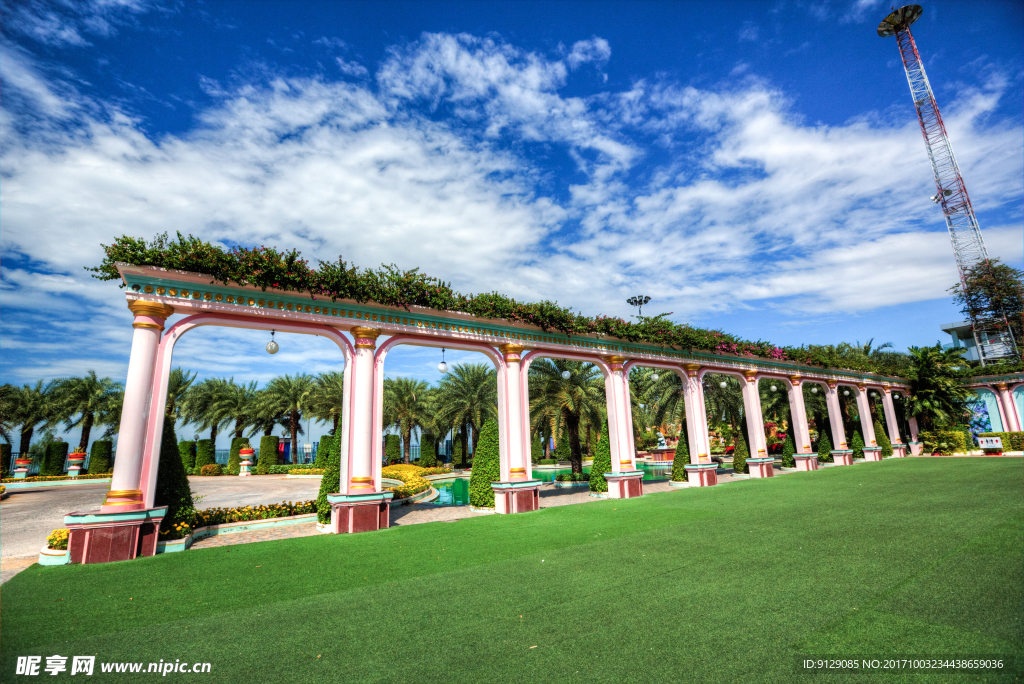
3,458,1021,683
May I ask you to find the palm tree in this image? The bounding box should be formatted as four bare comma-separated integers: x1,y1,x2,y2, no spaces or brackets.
213,379,259,439
435,363,498,460
383,377,431,463
307,371,345,433
165,367,197,423
1,384,18,446
5,382,51,455
905,344,975,430
260,374,315,463
702,373,744,439
181,378,234,442
529,359,605,474
49,371,124,451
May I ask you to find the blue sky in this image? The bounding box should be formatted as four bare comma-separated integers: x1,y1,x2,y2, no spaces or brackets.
1,0,1021,445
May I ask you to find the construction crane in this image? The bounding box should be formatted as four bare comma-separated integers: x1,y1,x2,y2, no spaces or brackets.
877,5,1018,365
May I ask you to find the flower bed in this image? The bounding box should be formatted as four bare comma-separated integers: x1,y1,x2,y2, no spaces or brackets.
160,500,317,540
380,465,439,499
1,473,112,484
47,529,69,550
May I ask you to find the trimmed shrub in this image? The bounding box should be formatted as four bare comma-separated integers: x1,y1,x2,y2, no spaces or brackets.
977,431,1024,452
226,437,247,475
780,434,796,468
875,421,893,457
195,439,216,469
178,441,196,471
314,434,336,469
531,438,543,464
556,471,590,482
919,430,968,455
42,441,69,476
452,440,466,468
1,443,10,479
200,463,223,476
732,434,749,474
671,424,690,481
418,439,438,468
590,422,611,493
88,440,113,474
850,431,865,460
536,459,557,465
817,430,833,462
315,459,340,525
384,435,401,465
554,434,570,463
468,419,500,508
268,465,323,475
256,436,280,474
154,415,194,532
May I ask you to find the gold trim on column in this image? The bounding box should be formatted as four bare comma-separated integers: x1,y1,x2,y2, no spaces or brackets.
128,300,175,319
857,383,866,391
351,326,382,349
132,321,166,330
827,381,838,389
683,363,701,377
743,369,758,382
349,476,375,490
103,489,144,506
509,467,526,475
500,343,524,362
996,383,1009,391
788,375,802,386
604,355,627,371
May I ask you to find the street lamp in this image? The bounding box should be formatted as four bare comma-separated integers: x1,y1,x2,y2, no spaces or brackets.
770,385,778,392
438,348,448,373
651,373,660,382
627,295,651,318
720,381,727,389
810,386,818,394
843,389,850,396
266,330,279,355
561,370,571,380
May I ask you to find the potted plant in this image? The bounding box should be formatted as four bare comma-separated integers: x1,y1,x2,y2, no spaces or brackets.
238,442,255,477
13,455,33,479
67,447,87,477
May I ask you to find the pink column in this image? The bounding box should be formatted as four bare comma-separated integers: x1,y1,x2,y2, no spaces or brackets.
786,375,813,454
604,355,634,472
103,301,174,512
855,385,877,445
881,388,904,447
500,344,528,481
683,364,711,463
996,383,1021,432
825,382,848,449
348,326,381,493
740,371,769,457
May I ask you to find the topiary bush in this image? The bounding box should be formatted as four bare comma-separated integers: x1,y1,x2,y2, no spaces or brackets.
418,439,438,468
315,459,341,524
154,415,194,533
200,463,223,476
850,431,865,460
195,439,216,469
817,430,833,462
226,437,247,475
468,419,500,508
875,420,893,457
256,436,280,474
88,440,113,474
781,433,796,468
384,435,401,465
314,434,336,469
178,440,196,471
554,434,570,463
42,441,69,476
536,459,557,465
1,443,11,479
732,434,749,474
590,422,611,493
452,440,466,468
531,438,543,464
670,424,690,481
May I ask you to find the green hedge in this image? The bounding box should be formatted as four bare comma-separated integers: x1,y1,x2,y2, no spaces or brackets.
977,431,1024,451
42,441,69,476
384,435,401,465
227,437,248,475
418,438,438,468
200,464,224,476
875,421,893,458
178,441,196,471
316,460,340,525
817,430,833,462
554,434,570,463
919,430,968,455
670,424,689,482
732,433,749,474
590,422,611,493
0,443,10,479
314,434,336,469
780,434,795,468
256,436,280,474
154,415,194,531
452,440,466,468
531,438,543,465
195,439,216,469
268,464,321,474
89,440,113,474
850,431,864,460
468,419,500,508
536,459,557,465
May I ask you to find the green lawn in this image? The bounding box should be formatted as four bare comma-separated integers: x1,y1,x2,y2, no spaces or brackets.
3,458,1021,683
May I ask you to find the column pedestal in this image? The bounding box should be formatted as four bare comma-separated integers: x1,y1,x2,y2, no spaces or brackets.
831,450,853,466
13,459,31,479
862,447,883,462
604,471,644,499
684,463,718,487
890,443,907,458
327,492,393,533
492,480,542,513
793,455,818,471
66,507,167,564
746,457,775,478
908,442,922,456
238,448,254,476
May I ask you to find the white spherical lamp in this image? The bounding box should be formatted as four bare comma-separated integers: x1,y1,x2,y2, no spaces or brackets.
719,381,727,388
810,386,818,394
561,370,571,380
770,385,778,392
438,361,448,373
651,373,660,382
266,330,279,355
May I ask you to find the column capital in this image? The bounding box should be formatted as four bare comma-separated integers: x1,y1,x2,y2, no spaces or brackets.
604,355,627,371
856,383,866,391
827,380,838,389
682,363,701,377
500,343,524,362
128,300,174,330
351,326,382,349
788,374,802,385
742,369,758,382
996,382,1009,391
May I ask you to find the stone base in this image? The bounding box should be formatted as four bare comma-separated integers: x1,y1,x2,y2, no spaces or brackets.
793,455,818,471
831,450,853,466
908,442,922,456
65,507,168,564
747,457,775,478
890,443,907,458
327,492,394,533
684,463,718,486
863,447,883,462
492,480,542,513
13,468,28,479
68,466,82,478
604,471,644,499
